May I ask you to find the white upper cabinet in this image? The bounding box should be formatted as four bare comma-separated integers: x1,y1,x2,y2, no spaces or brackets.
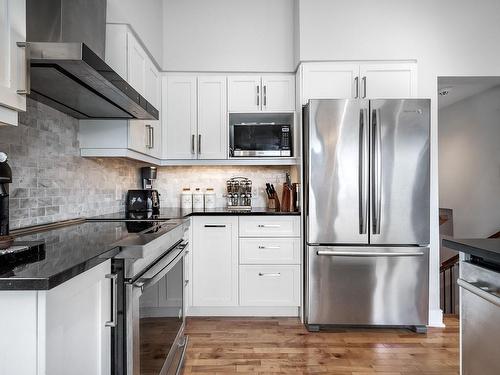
126,31,147,97
301,62,418,104
163,76,197,159
228,74,295,112
261,75,295,112
302,63,359,104
197,76,227,159
359,63,417,98
228,76,261,112
0,0,26,126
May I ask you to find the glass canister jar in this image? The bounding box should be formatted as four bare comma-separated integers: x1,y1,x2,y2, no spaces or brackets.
181,188,192,209
204,188,216,209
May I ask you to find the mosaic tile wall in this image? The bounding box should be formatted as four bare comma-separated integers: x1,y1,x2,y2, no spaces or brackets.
0,99,142,229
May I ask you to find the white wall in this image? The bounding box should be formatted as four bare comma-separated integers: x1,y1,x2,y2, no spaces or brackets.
107,0,164,66
439,86,500,238
298,0,500,327
162,0,295,71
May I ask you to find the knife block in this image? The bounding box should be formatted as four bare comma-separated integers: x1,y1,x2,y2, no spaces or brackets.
281,183,291,212
267,192,280,211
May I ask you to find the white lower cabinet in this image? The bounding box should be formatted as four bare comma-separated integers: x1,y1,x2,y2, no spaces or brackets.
0,260,112,375
189,215,301,316
240,265,300,306
192,216,238,306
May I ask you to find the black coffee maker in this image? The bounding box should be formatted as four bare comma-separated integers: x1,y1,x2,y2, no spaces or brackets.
126,166,160,215
0,152,12,238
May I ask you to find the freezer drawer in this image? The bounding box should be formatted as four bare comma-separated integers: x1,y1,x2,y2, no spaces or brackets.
460,261,500,375
305,246,429,328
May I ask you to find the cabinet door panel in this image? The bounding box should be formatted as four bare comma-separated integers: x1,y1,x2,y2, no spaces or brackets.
127,32,146,97
197,76,227,159
163,76,197,159
262,75,295,112
0,0,26,125
192,216,238,306
228,76,261,112
128,120,148,154
302,63,359,104
145,61,160,108
360,63,417,98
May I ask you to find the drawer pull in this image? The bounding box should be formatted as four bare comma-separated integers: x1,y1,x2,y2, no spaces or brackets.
204,224,226,228
257,224,281,228
258,245,281,249
258,272,281,277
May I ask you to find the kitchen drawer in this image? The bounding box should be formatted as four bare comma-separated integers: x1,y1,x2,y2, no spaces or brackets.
239,265,300,306
240,238,300,264
239,216,300,237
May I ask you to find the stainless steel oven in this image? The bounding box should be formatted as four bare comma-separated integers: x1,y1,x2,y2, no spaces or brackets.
229,122,292,157
104,219,189,375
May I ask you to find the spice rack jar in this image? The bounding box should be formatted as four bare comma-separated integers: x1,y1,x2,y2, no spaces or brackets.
226,177,252,211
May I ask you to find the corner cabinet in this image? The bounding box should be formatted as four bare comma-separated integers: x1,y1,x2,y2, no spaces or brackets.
162,75,228,160
79,23,162,161
0,0,27,126
301,61,417,104
228,74,295,112
0,260,112,375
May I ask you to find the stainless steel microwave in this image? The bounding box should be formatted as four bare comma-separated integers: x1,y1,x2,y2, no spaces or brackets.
229,122,292,157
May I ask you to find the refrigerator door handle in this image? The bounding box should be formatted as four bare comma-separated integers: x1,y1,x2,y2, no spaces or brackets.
316,250,424,257
372,108,382,235
358,108,369,234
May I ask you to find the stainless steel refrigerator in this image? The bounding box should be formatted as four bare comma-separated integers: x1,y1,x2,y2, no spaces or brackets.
303,99,430,332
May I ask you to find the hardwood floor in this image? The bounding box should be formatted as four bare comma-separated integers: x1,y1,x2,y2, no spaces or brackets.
182,316,459,374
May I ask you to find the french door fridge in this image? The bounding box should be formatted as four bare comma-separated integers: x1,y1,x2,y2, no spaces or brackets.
303,99,430,331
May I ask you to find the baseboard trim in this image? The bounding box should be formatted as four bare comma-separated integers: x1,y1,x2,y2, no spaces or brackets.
187,306,300,317
428,308,445,327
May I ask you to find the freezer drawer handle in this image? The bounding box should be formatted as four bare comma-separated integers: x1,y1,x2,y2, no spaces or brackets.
316,250,424,257
458,278,500,307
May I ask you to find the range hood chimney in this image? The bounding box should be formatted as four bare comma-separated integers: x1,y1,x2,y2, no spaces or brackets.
25,0,159,120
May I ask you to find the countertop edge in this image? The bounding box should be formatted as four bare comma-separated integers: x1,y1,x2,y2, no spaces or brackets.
443,238,500,264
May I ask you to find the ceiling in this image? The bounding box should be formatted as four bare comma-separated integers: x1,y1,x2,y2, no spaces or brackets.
438,77,500,109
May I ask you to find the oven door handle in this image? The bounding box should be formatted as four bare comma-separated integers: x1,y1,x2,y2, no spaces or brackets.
131,242,188,290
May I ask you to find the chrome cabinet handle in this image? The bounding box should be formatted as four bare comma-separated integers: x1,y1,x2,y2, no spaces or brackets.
191,134,195,154
204,224,226,228
458,278,500,307
317,250,424,257
198,134,201,154
263,85,267,106
257,224,280,228
358,108,369,234
184,279,189,286
258,245,281,249
16,42,30,95
362,76,367,98
258,272,281,277
371,109,382,234
150,126,154,149
354,77,359,98
256,85,260,106
145,125,151,148
105,273,118,328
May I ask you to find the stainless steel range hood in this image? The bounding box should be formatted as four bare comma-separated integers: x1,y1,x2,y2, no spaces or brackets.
26,0,159,120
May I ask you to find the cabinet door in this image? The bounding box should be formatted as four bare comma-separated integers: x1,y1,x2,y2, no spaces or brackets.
360,63,417,98
145,61,160,108
228,76,261,112
45,260,112,375
302,63,359,104
262,75,295,112
126,31,146,97
192,216,238,306
0,0,26,126
128,120,148,154
163,76,197,159
197,76,227,159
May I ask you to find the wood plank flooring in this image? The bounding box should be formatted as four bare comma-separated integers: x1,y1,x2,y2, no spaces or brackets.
182,316,459,374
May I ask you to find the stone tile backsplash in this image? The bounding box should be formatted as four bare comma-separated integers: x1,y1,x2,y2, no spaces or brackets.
0,99,142,229
154,165,291,208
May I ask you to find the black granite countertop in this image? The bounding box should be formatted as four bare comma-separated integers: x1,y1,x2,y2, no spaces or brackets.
87,207,301,221
442,238,500,265
0,221,134,290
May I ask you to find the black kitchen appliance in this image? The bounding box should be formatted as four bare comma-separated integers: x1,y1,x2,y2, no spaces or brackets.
126,190,160,214
141,166,157,189
0,152,12,241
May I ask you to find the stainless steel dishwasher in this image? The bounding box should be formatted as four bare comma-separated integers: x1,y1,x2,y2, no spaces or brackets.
459,260,500,375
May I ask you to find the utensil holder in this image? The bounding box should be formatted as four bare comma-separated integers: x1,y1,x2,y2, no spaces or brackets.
281,183,292,212
267,192,280,211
